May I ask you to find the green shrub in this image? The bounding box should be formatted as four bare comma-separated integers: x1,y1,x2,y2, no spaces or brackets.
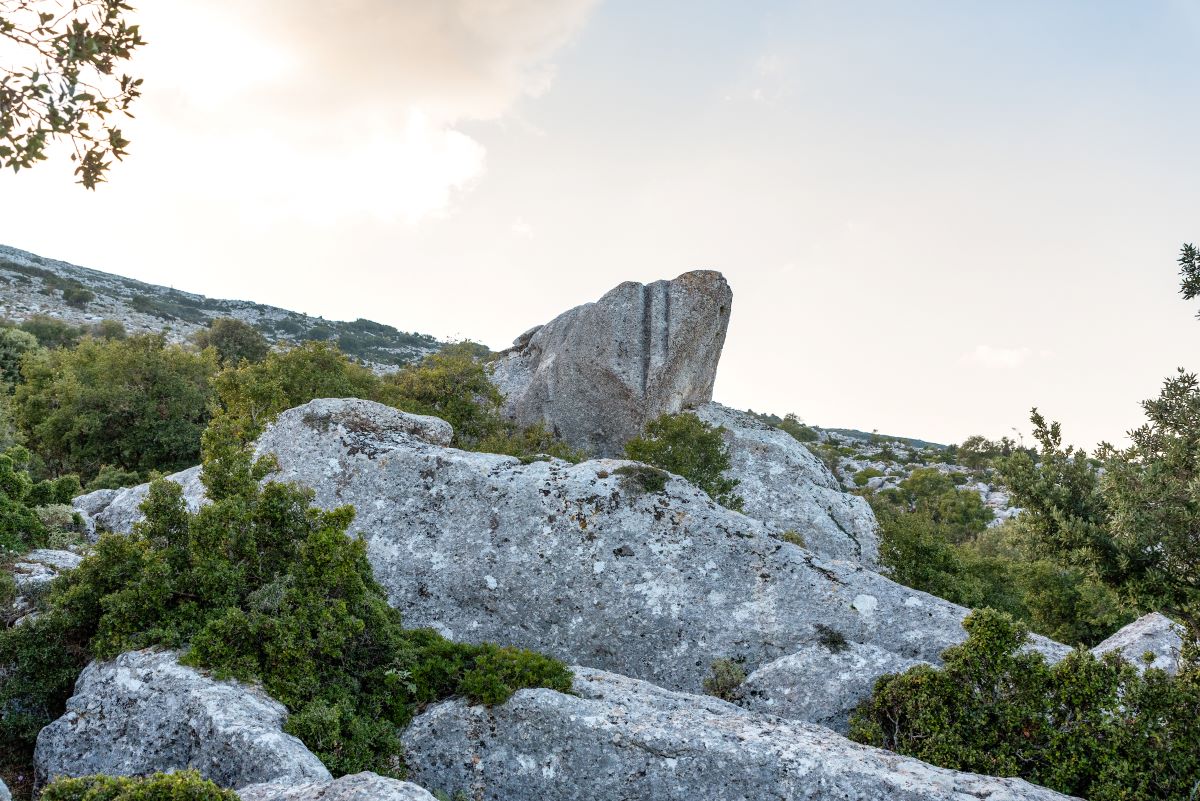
41,771,239,801
625,413,743,511
0,421,572,779
777,529,807,548
193,318,270,366
85,464,144,492
0,327,40,388
853,467,883,487
17,316,84,349
614,464,669,494
776,413,818,442
13,334,217,482
0,446,79,555
60,286,95,309
702,658,747,701
850,608,1200,801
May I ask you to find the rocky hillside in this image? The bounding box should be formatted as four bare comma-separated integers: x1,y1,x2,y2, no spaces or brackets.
0,244,439,366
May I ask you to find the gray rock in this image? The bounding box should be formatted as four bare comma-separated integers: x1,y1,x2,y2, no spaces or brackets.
741,640,929,732
91,398,1070,706
490,271,732,456
11,549,83,594
1091,612,1186,674
0,776,10,801
694,403,880,566
401,667,1075,801
239,774,436,801
73,465,205,541
35,649,330,789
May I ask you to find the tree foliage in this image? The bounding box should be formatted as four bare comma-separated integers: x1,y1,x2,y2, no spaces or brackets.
851,608,1200,801
0,0,145,188
625,413,742,510
0,444,79,554
193,318,270,367
1180,243,1200,313
12,333,216,481
0,325,39,387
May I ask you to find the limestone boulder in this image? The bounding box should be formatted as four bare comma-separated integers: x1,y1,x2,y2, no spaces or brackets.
490,271,732,456
238,774,436,801
401,667,1075,801
34,649,330,789
82,398,1069,706
695,403,879,566
741,639,928,732
73,465,205,541
1091,613,1186,675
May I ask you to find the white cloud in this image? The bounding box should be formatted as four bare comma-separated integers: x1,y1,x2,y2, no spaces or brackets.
964,345,1033,369
511,218,535,239
125,0,600,223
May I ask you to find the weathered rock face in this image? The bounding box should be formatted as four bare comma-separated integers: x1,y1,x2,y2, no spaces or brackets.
695,403,880,566
238,774,436,801
490,271,732,456
741,640,928,732
76,398,1069,708
1091,613,1186,675
11,549,82,594
35,649,330,789
0,776,10,801
76,465,205,542
402,667,1074,801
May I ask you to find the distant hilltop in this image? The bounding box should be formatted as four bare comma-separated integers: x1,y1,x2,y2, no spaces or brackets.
0,244,440,367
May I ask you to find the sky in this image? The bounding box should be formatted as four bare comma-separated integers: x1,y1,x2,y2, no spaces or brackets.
2,1,1199,449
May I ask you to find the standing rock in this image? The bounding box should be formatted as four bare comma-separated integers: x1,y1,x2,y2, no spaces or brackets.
239,774,436,801
741,640,928,732
0,776,10,801
695,403,880,566
401,667,1075,801
1091,613,1187,675
35,649,330,789
490,271,732,456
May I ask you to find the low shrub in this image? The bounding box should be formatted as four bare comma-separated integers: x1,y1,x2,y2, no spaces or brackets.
850,608,1200,800
41,771,239,801
615,464,669,494
702,657,747,701
625,413,743,510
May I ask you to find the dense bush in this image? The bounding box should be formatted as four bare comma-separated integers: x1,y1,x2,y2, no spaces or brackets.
0,421,572,779
193,318,270,366
0,327,39,388
41,771,239,801
625,413,743,510
850,608,1200,800
16,316,84,349
0,446,80,555
13,334,217,482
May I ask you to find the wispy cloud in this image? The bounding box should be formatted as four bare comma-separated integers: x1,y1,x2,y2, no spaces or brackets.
963,345,1033,369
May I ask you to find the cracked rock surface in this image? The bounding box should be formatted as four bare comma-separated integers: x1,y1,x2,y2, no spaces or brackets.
402,666,1076,801
34,650,331,789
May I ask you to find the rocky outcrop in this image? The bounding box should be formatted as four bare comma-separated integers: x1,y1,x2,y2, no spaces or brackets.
401,667,1074,801
1091,613,1186,675
695,403,879,566
741,640,928,732
0,776,10,801
490,271,732,456
35,649,330,789
76,399,1069,706
11,549,82,594
238,774,436,801
76,465,205,541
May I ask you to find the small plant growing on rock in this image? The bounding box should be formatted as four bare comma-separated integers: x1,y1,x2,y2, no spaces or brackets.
615,463,669,494
815,623,849,653
702,657,747,702
778,530,807,548
41,771,239,801
624,413,743,511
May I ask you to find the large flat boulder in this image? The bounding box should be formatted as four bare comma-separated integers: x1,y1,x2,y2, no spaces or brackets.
490,271,732,456
74,399,1069,712
238,774,436,801
401,666,1075,801
35,649,330,789
695,403,880,566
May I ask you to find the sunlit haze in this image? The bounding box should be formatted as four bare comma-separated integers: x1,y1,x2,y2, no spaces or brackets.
3,1,1199,449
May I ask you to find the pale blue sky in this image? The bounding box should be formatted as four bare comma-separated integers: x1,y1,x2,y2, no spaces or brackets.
3,1,1198,447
